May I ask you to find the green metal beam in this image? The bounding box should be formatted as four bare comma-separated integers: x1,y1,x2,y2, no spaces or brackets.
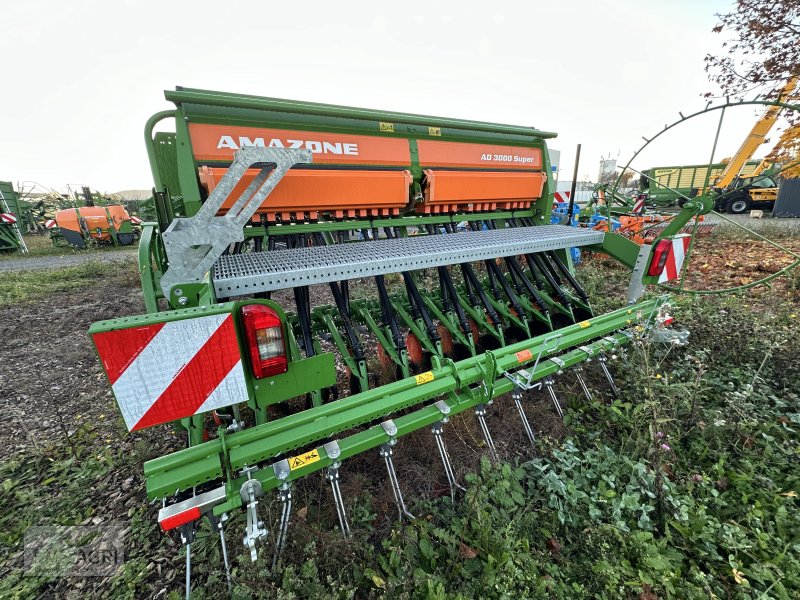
143,297,662,499
166,87,557,140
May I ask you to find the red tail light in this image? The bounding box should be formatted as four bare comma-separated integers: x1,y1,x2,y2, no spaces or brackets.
647,239,673,276
242,304,288,378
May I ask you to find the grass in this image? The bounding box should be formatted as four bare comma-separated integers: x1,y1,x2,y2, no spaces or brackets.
0,233,136,260
0,261,133,306
0,233,74,258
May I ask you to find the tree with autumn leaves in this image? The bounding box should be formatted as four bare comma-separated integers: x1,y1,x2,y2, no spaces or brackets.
706,1,800,176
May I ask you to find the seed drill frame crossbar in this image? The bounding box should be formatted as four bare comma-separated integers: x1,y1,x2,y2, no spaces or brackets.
142,299,659,508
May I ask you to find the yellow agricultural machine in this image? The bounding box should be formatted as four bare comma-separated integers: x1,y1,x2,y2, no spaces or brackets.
89,87,716,594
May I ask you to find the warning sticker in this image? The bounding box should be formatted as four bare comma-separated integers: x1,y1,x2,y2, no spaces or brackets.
415,371,435,385
578,320,592,328
288,449,321,471
379,122,395,133
428,127,441,136
515,349,532,363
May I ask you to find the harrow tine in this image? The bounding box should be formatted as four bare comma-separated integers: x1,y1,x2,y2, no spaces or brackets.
431,420,465,500
543,376,565,419
380,442,415,520
207,513,233,595
475,403,499,461
597,354,620,398
176,522,195,600
272,482,292,570
325,462,351,537
575,366,594,403
511,387,537,448
379,419,414,519
185,543,192,600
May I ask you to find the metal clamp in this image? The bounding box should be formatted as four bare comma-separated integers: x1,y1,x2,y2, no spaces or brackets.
380,419,398,440
434,400,451,422
272,459,291,481
324,440,342,460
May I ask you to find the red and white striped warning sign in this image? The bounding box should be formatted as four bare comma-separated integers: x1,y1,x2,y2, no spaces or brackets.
0,213,17,224
92,313,247,431
658,234,691,283
129,216,143,224
553,191,571,203
632,195,646,214
45,219,57,229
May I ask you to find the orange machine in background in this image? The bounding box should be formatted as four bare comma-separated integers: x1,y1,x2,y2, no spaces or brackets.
53,205,138,248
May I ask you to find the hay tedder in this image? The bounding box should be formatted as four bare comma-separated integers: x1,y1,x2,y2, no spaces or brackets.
89,87,711,592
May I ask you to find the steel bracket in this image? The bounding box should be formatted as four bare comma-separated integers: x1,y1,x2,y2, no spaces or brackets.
502,331,562,390
626,243,652,303
159,146,312,301
324,440,342,461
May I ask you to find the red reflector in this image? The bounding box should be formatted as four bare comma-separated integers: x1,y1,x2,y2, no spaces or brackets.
242,304,288,378
159,507,201,531
647,239,673,276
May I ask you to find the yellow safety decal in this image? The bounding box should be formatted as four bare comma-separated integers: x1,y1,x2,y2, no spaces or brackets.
515,349,533,363
288,449,321,471
578,320,592,328
428,126,441,136
379,122,395,133
415,371,435,385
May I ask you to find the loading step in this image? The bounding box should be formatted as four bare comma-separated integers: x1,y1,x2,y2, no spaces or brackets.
212,224,604,297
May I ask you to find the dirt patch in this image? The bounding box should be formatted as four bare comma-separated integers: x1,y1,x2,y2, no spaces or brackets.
679,235,800,297
0,269,188,597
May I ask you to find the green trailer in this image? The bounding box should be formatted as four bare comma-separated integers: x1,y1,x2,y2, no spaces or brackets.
88,87,714,594
640,160,761,207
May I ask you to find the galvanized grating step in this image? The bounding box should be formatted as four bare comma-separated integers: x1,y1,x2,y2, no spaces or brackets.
212,225,604,297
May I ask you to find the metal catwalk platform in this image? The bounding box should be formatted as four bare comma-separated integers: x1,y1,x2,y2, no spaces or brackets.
212,225,604,297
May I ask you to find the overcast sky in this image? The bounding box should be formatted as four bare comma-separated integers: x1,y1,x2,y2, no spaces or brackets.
1,0,780,194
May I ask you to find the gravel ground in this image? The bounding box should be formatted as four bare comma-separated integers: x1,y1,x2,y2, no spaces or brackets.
0,248,137,272
703,212,800,231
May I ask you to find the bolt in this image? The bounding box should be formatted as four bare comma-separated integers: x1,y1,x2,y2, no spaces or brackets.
178,297,189,306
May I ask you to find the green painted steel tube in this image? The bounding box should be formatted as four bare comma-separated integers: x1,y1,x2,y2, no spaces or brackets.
212,329,635,516
166,87,557,139
138,223,159,314
144,110,176,191
144,298,661,498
